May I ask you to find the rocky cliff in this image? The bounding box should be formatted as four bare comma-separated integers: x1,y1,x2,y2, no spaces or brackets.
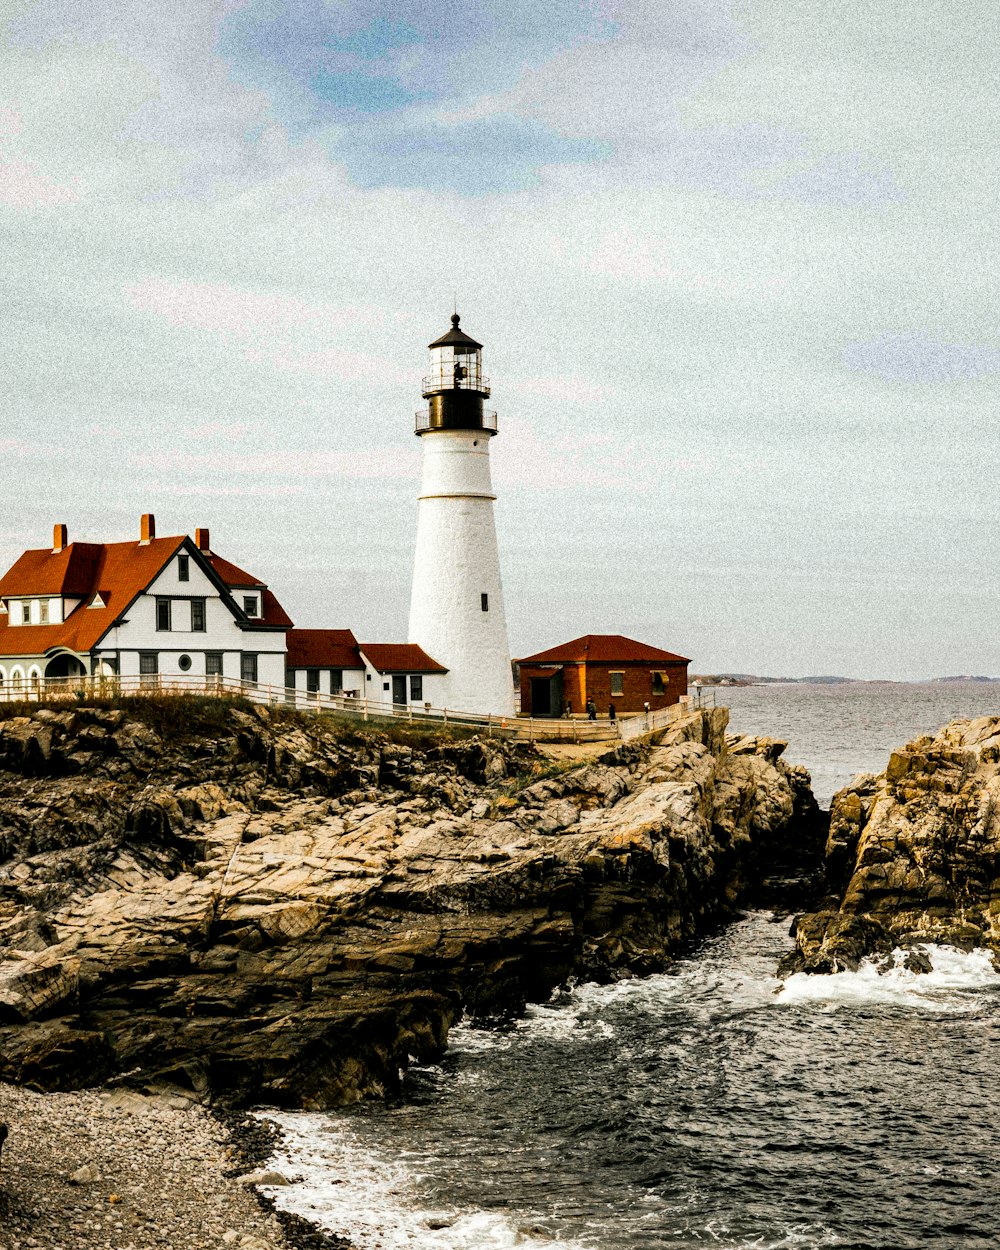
781,716,1000,975
0,698,820,1108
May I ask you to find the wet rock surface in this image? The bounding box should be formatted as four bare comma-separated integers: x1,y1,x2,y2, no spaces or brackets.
781,716,1000,975
0,700,819,1108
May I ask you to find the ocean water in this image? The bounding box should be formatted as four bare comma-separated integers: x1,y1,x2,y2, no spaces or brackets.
717,679,1000,806
260,683,1000,1250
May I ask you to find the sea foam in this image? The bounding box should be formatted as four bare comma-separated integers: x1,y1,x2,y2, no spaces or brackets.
777,944,1000,1010
256,1111,587,1250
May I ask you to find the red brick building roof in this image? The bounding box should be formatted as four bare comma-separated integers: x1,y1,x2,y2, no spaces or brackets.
360,644,447,673
286,629,362,669
517,634,690,665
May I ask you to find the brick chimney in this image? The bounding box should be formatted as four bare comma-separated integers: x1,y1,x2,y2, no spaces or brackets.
140,513,156,545
195,527,210,552
52,524,68,553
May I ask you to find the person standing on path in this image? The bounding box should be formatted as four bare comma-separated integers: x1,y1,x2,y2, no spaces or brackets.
608,703,616,722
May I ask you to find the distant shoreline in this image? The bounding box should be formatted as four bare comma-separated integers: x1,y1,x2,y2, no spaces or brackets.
691,674,1000,687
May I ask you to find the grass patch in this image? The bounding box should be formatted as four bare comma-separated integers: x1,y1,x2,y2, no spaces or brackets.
0,692,500,750
0,691,256,740
265,702,503,748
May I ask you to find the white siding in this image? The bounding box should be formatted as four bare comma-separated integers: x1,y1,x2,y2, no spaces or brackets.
408,429,514,716
97,559,286,681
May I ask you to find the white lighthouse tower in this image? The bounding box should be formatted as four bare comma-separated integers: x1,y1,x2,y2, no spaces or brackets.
408,314,514,716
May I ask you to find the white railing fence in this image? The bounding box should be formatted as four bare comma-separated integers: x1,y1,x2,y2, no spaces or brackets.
0,673,697,744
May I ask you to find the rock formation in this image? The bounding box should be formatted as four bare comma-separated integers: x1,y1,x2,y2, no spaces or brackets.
780,716,1000,975
0,698,820,1107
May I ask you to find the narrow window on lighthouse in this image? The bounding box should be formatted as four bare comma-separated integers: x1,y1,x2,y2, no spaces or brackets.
481,593,489,612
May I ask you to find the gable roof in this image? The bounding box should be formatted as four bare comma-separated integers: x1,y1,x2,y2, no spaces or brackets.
203,553,292,629
0,533,294,657
0,536,186,657
359,643,448,674
286,629,362,669
517,634,690,665
206,554,265,589
257,588,294,630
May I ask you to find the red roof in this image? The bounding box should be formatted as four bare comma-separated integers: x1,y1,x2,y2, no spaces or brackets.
0,543,105,598
286,629,362,669
360,644,448,674
206,554,265,589
258,588,294,630
517,634,690,665
204,553,291,628
0,537,186,657
0,534,293,658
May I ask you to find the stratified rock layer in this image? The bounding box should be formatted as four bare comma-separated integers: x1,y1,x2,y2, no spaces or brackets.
781,716,1000,975
0,701,819,1107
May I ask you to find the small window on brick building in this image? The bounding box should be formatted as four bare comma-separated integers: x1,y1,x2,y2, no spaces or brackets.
651,672,666,695
610,671,624,696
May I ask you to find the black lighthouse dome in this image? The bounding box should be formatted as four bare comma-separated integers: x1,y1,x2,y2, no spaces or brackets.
415,313,498,435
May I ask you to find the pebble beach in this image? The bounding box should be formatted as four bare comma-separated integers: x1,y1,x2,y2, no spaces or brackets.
0,1084,347,1250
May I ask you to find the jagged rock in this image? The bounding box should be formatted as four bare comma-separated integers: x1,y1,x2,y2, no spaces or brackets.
783,716,1000,974
0,701,819,1107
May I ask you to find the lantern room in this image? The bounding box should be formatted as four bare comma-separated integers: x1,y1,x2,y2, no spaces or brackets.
415,314,498,435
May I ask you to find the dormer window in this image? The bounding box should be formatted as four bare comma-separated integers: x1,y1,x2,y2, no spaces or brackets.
18,602,29,626
243,595,259,618
39,601,49,625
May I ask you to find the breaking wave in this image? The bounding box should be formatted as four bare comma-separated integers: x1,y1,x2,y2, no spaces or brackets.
261,914,1000,1249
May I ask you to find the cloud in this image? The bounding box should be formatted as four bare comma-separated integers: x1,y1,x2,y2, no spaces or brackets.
1,0,999,676
844,333,1000,384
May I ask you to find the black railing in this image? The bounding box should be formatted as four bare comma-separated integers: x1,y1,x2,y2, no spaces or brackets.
422,371,490,398
415,410,498,433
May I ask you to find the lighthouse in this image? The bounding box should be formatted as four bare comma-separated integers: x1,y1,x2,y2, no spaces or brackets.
408,314,514,716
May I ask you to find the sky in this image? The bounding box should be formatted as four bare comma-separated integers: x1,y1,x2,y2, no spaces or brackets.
1,0,998,680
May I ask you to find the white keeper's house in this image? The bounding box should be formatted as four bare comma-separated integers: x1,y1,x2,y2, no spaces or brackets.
283,630,450,708
0,516,292,695
0,516,453,710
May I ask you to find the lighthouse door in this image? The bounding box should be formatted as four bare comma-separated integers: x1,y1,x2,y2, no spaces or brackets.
391,675,407,706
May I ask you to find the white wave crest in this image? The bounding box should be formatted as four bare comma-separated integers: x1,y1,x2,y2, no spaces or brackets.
256,1111,587,1250
777,943,1000,1010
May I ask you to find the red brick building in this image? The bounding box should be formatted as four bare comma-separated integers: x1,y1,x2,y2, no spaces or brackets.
516,634,689,717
